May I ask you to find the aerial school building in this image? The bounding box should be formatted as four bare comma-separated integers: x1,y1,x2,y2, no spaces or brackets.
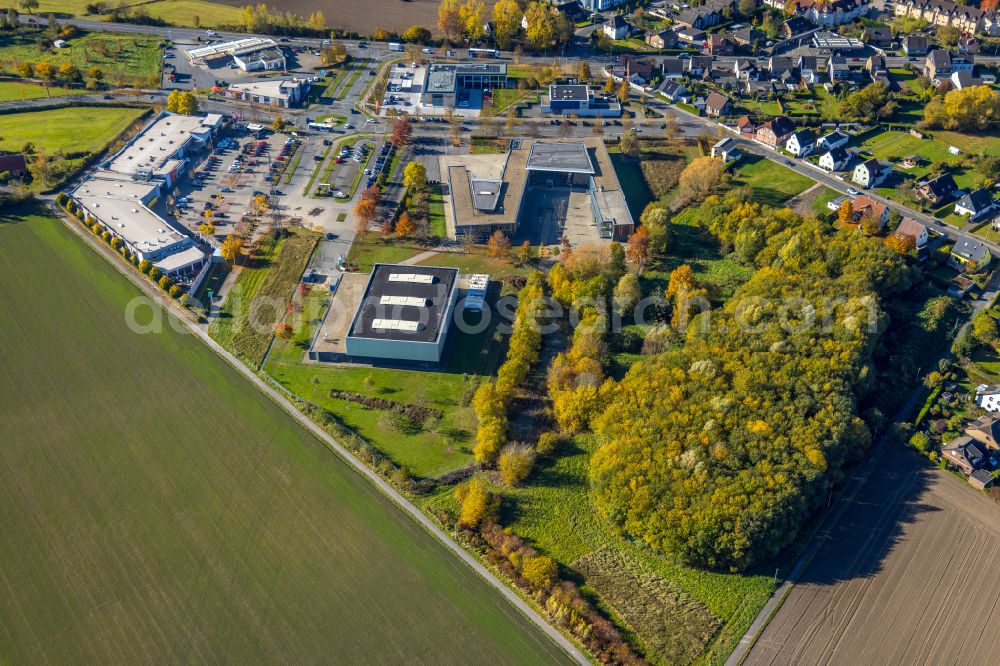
444,137,635,242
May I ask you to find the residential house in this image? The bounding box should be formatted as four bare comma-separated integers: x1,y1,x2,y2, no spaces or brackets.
686,56,713,77
852,159,892,188
916,172,958,206
894,0,1000,38
827,194,850,211
785,129,816,156
736,115,755,135
862,26,893,47
819,146,851,171
0,153,28,179
966,415,1000,449
661,80,689,102
950,70,980,89
955,188,997,220
970,469,994,491
866,54,887,82
950,237,992,270
604,15,630,40
755,117,796,147
941,435,987,475
580,0,626,9
733,58,758,80
675,0,734,30
675,27,707,44
646,29,677,50
712,137,743,162
732,27,766,48
708,33,736,56
700,91,730,118
817,129,850,151
924,50,974,83
784,16,814,38
893,217,929,249
798,55,820,83
852,195,889,226
828,54,851,82
769,56,798,80
976,385,1000,413
661,58,686,80
788,0,869,27
902,34,929,55
900,155,923,169
958,33,981,54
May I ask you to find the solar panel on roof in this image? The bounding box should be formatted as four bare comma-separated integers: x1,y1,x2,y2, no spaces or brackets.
371,318,420,332
388,273,435,284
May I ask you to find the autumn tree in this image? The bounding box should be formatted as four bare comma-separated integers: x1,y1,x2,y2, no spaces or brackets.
492,0,521,50
402,160,427,191
438,0,463,42
473,382,508,464
923,85,1000,132
618,128,639,157
354,198,377,229
524,1,557,51
676,156,726,206
14,61,32,79
613,272,642,314
459,0,486,42
401,25,432,43
837,199,854,224
617,80,630,103
395,211,416,237
487,229,511,259
391,116,413,147
521,554,557,590
498,444,536,486
33,61,53,82
198,222,215,236
883,234,915,255
625,226,651,269
456,476,495,527
220,235,242,264
639,204,671,256
578,60,591,81
274,322,294,339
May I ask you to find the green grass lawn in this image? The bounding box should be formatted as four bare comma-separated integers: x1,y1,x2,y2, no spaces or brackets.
0,80,87,101
427,436,776,665
0,29,162,86
811,187,842,216
732,155,813,206
640,207,752,302
974,222,1000,243
0,105,145,156
416,250,537,278
0,207,573,666
346,232,423,270
208,229,319,368
428,185,446,237
0,0,243,27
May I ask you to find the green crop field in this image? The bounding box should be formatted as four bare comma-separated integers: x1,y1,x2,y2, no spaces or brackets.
0,208,573,665
0,29,162,86
0,0,243,28
0,80,87,101
0,105,145,155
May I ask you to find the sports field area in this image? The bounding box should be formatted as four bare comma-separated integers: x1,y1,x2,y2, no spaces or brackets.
0,209,573,665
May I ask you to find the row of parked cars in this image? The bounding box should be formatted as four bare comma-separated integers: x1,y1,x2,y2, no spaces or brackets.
365,141,395,189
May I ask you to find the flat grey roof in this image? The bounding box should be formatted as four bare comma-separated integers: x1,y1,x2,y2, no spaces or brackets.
348,264,458,344
470,177,504,212
526,141,595,174
550,84,589,101
426,62,507,94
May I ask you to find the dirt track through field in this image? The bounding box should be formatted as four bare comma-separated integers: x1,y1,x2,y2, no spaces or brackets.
745,446,1000,665
210,0,498,35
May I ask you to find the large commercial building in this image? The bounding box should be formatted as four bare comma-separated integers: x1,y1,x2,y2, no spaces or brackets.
185,37,286,71
540,84,622,117
444,137,635,242
421,62,508,109
225,78,311,108
68,112,220,278
345,265,460,364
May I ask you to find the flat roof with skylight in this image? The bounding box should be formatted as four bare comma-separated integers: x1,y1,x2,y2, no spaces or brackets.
346,264,460,364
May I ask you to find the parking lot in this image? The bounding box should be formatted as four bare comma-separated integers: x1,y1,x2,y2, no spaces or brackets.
166,129,302,241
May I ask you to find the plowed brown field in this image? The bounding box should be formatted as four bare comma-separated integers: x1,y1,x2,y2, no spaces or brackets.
745,447,1000,665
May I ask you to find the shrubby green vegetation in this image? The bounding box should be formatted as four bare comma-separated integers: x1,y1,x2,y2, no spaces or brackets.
589,190,917,570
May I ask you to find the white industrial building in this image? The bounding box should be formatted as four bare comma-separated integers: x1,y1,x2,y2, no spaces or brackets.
345,265,460,364
185,37,286,72
224,78,311,108
69,112,220,278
